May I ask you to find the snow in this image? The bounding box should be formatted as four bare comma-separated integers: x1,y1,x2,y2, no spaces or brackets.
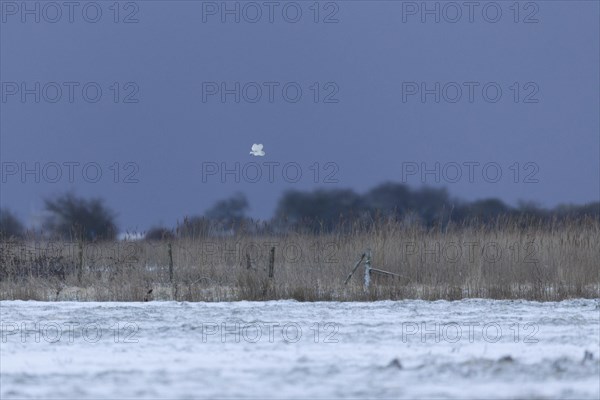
1,299,599,399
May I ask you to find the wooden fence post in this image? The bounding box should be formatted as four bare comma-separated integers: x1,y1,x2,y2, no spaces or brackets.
168,243,174,283
268,246,275,278
246,253,252,270
77,240,84,284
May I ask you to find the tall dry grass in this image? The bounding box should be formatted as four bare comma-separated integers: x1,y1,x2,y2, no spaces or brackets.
1,218,598,301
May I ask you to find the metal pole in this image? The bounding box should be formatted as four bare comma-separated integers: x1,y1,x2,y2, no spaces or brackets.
364,248,372,290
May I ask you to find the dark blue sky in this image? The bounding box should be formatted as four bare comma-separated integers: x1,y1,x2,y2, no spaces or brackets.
1,0,599,232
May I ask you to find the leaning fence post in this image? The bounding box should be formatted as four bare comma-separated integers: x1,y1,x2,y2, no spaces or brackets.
344,252,366,285
364,248,372,290
168,242,174,283
268,247,275,278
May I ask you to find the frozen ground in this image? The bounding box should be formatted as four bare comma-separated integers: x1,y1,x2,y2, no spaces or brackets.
1,299,598,399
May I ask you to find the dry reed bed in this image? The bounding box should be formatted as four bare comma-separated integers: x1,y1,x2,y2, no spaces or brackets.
1,219,598,301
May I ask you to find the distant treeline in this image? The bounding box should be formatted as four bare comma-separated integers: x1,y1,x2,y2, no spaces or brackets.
1,183,598,240
273,183,600,232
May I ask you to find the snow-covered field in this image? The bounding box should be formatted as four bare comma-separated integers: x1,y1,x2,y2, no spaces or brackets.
1,299,598,399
